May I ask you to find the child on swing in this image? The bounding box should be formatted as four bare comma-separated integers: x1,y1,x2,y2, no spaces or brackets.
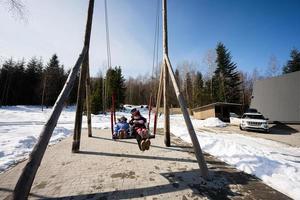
129,108,151,151
113,116,129,139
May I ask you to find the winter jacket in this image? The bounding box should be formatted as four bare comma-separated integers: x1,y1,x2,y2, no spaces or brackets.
114,121,130,133
129,115,147,129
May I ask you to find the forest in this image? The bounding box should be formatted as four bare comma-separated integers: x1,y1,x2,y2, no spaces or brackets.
1,43,299,114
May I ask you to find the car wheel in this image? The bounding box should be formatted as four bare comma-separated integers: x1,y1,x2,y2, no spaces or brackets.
239,125,244,131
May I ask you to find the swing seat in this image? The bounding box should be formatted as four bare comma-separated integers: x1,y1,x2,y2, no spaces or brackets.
112,133,155,140
112,123,155,140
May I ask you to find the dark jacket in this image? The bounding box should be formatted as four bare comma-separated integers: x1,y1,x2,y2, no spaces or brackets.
129,115,147,129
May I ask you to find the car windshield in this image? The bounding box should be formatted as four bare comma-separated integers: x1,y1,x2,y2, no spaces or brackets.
242,114,265,119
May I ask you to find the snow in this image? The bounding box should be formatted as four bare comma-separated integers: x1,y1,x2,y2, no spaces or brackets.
0,106,75,172
167,115,300,200
195,117,227,127
0,105,300,199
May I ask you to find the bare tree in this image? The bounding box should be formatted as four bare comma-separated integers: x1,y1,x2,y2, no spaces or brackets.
203,49,217,98
1,0,25,18
203,49,217,77
265,55,281,77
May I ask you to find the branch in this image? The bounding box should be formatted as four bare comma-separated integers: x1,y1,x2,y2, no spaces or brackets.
1,0,26,19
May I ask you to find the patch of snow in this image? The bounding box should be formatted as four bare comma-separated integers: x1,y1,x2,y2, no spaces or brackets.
166,114,300,200
198,117,227,127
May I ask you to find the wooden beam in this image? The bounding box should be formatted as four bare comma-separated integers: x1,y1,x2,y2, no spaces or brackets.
164,55,209,179
163,60,170,146
86,57,92,137
155,64,164,114
162,0,168,55
12,47,88,200
72,0,95,152
162,0,170,147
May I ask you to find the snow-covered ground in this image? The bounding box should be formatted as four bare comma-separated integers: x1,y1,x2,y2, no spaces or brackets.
0,106,299,199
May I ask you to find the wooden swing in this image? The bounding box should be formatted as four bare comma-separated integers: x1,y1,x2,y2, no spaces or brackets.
110,94,158,140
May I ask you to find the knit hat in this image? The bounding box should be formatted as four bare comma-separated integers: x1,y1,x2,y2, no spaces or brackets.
119,116,127,122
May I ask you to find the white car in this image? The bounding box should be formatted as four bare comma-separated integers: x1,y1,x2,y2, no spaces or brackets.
240,113,269,133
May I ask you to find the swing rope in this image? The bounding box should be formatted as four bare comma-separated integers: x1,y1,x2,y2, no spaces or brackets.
109,0,161,138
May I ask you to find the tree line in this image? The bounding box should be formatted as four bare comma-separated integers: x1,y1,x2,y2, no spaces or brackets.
1,43,299,114
0,54,78,106
123,43,300,110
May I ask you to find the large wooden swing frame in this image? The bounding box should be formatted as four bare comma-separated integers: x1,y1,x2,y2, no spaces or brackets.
12,0,208,199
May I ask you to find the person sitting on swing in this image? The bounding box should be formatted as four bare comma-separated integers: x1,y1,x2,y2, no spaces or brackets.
129,108,151,151
113,116,129,139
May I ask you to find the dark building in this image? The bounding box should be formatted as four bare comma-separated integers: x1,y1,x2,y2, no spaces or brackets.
192,102,243,122
251,71,300,123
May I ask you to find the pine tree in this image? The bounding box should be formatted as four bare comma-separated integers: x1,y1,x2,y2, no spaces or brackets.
25,57,43,105
44,54,66,106
193,72,204,107
106,66,126,109
91,76,103,114
0,59,15,105
184,72,193,108
203,79,213,106
212,42,241,103
8,60,26,105
283,48,300,74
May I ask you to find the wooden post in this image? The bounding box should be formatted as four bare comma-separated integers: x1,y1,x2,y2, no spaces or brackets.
72,0,94,152
161,0,209,178
162,0,170,147
154,65,164,136
165,55,209,179
163,61,170,146
86,57,92,137
156,65,164,114
12,47,88,200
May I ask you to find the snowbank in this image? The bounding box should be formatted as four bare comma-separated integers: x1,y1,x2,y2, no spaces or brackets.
0,106,75,172
166,115,300,200
197,117,227,127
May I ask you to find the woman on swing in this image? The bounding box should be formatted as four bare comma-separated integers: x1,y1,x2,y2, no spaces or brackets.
129,108,151,151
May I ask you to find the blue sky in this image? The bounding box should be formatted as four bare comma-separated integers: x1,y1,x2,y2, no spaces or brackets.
1,0,299,78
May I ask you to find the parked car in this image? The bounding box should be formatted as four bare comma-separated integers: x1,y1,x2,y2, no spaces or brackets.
240,112,269,132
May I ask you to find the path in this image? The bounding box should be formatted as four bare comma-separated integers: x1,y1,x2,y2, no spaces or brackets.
201,124,300,147
0,129,291,199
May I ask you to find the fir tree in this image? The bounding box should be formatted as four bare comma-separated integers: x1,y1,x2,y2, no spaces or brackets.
212,42,241,103
283,48,300,74
106,66,126,109
0,59,15,105
8,60,26,105
25,57,43,105
184,72,193,108
44,54,66,106
193,72,204,107
91,76,103,114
